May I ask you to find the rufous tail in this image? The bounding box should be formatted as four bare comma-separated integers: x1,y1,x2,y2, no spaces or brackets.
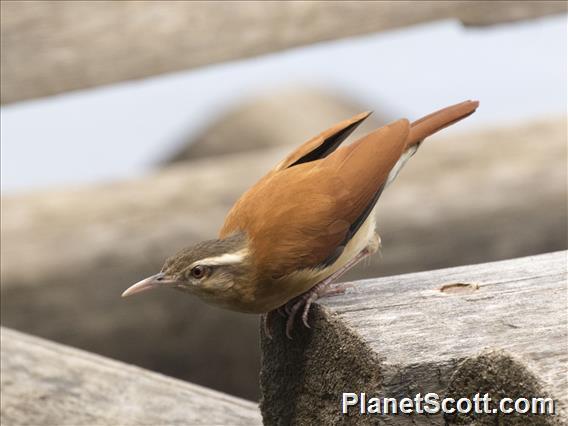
384,100,479,188
406,100,479,149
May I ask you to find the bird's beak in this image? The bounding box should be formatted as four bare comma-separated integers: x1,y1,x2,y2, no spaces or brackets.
121,272,175,297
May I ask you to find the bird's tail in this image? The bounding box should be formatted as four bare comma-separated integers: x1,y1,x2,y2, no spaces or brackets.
385,100,479,187
406,100,479,149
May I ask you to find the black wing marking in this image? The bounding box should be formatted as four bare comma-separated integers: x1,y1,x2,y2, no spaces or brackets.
288,114,372,168
319,183,385,267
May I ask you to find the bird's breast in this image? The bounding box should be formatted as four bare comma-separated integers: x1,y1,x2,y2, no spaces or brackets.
247,211,379,313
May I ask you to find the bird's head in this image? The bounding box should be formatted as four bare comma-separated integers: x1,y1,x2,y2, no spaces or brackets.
121,233,251,303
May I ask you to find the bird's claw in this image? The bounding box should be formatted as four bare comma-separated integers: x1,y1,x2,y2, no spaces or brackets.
267,245,372,338
262,313,273,340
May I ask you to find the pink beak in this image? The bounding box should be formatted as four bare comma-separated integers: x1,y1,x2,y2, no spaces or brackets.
121,272,174,297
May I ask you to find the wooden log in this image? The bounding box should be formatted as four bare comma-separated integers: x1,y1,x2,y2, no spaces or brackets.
0,327,262,426
1,1,566,103
260,251,568,425
1,118,566,400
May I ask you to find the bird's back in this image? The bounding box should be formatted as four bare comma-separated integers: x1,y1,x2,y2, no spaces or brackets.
220,119,410,280
219,100,479,310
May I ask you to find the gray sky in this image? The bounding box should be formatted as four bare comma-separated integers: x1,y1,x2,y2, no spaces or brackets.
1,15,566,193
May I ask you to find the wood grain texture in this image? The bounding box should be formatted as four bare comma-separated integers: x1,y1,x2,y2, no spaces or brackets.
1,118,566,401
0,327,262,426
1,1,566,103
260,251,568,424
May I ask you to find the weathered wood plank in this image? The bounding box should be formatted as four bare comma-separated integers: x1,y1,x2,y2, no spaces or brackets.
0,327,262,426
1,1,565,103
1,118,566,401
260,251,568,424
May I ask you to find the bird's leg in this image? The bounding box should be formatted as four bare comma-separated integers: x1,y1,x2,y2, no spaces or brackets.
264,305,294,339
284,235,379,338
300,248,370,326
262,309,280,340
262,313,271,339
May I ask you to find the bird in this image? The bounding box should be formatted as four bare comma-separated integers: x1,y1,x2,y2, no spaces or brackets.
122,100,479,338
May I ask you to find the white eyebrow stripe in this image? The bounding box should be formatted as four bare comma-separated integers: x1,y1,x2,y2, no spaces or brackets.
193,249,249,267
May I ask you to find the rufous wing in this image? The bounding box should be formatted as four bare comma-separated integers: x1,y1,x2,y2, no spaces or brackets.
220,119,410,279
220,100,479,281
272,111,372,172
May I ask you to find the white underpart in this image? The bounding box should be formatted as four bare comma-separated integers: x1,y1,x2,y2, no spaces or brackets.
192,249,249,267
385,144,420,187
305,209,378,283
322,144,421,276
337,211,377,267
285,144,420,288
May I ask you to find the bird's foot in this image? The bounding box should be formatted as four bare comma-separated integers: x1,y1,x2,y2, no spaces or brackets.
262,311,275,340
281,246,372,339
262,306,291,339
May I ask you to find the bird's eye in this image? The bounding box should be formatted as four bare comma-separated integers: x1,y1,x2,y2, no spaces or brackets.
190,265,208,279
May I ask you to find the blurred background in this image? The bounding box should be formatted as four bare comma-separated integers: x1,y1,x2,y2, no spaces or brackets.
1,1,566,401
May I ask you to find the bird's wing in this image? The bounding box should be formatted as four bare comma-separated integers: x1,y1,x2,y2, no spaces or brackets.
271,111,371,172
220,101,479,280
220,119,410,279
